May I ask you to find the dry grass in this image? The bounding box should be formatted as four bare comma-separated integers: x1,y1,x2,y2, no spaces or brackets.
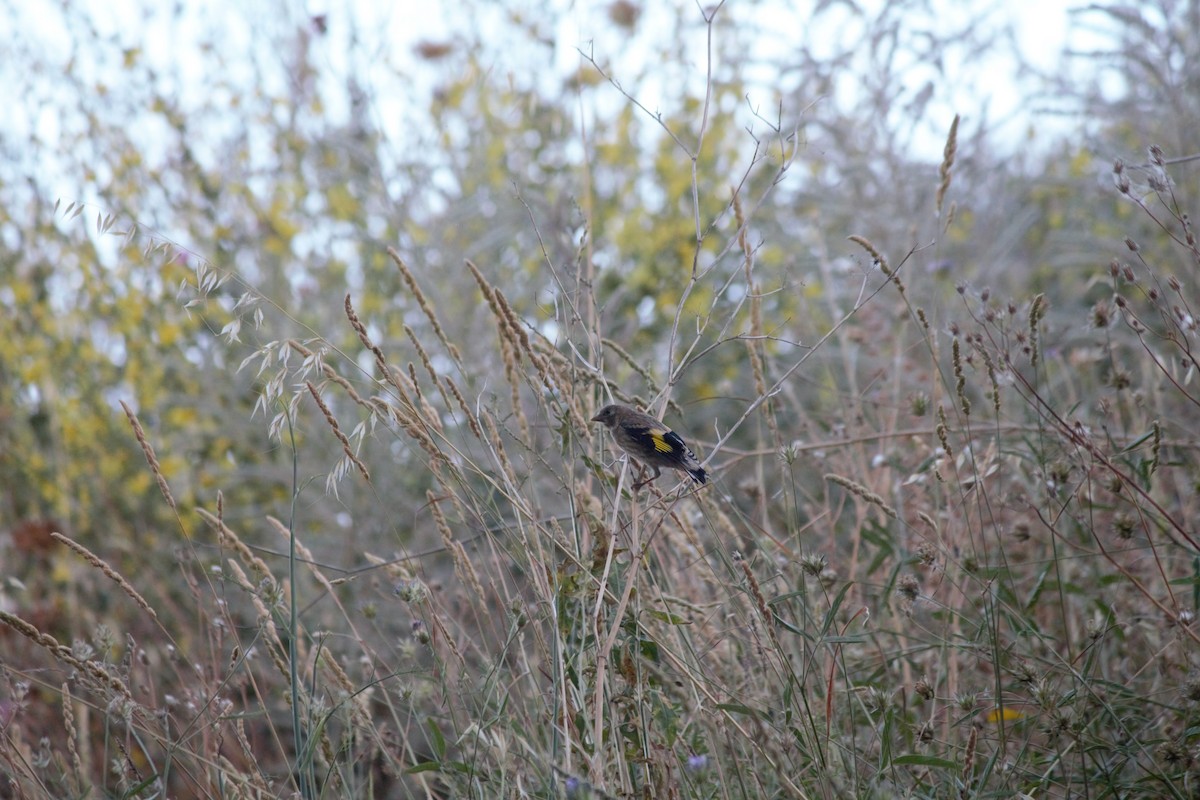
4,95,1200,800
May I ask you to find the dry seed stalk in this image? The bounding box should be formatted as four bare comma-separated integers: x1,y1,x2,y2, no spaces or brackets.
51,532,157,620
737,189,775,439
739,557,780,649
83,660,135,705
429,606,468,671
0,609,77,665
848,234,890,276
404,324,440,387
405,363,445,434
973,341,1002,414
263,514,379,664
493,284,549,385
343,293,417,416
427,490,486,602
61,682,85,797
1029,293,1047,368
936,405,954,459
493,287,557,435
936,114,959,216
533,338,591,433
387,247,462,362
224,559,293,687
0,610,136,703
466,259,511,342
388,396,442,457
441,375,483,438
481,409,517,485
233,719,260,772
344,294,422,418
264,516,350,608
404,324,464,432
306,381,371,483
215,756,265,797
499,333,531,443
952,338,971,417
467,261,551,427
120,400,177,511
733,187,749,255
962,723,977,785
825,474,899,519
494,286,532,355
196,507,274,583
319,652,372,730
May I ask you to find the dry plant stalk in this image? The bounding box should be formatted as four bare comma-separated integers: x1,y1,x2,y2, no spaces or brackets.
404,326,434,382
488,291,535,436
848,234,890,276
61,682,86,797
119,400,177,511
481,408,517,488
427,489,486,603
222,559,294,690
825,473,899,519
441,374,483,438
387,246,462,363
1029,293,1047,368
737,553,780,651
262,514,374,645
406,362,445,433
0,609,134,703
196,507,274,583
734,187,779,445
344,293,441,457
936,406,954,460
305,380,371,482
318,650,374,732
51,532,158,620
936,113,959,216
952,338,971,417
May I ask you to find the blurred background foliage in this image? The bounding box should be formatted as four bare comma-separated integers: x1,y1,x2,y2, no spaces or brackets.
2,1,1200,796
1,0,1196,661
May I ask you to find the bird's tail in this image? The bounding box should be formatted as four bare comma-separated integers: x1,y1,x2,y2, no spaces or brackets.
688,467,708,484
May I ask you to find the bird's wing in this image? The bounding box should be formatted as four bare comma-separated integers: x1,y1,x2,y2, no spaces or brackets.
627,423,686,455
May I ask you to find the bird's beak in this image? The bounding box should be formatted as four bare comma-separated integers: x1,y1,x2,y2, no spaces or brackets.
590,413,602,422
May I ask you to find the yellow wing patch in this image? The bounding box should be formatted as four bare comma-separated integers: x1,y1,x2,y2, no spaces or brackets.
649,431,675,453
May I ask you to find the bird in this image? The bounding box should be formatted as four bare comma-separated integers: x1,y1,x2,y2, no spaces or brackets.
591,404,708,490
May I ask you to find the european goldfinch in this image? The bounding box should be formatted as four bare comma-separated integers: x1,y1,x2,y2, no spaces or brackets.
592,404,708,489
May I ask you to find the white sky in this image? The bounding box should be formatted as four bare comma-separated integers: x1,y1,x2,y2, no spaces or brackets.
1,0,1104,199
339,0,1094,160
357,0,1084,148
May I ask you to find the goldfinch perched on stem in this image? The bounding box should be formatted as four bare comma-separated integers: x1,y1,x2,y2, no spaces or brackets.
592,404,708,489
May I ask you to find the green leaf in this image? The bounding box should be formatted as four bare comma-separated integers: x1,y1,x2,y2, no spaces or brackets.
405,761,442,774
426,717,447,760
